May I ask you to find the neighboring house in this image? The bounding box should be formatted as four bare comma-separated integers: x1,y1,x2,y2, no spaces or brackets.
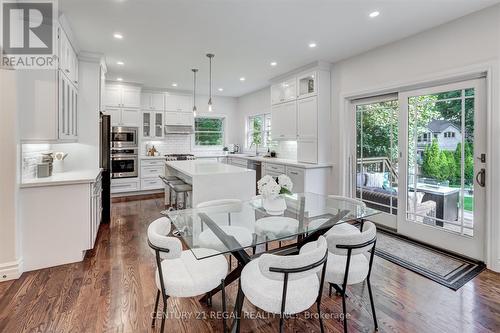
417,120,462,155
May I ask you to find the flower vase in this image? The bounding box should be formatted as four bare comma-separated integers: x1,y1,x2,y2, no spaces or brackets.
263,195,287,215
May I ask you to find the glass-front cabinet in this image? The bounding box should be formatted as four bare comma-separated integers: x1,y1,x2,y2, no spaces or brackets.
142,111,164,139
297,71,317,99
271,77,297,105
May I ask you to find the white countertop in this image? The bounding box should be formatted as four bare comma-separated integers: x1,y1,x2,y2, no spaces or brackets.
165,160,254,177
140,155,166,160
20,169,102,188
199,154,333,169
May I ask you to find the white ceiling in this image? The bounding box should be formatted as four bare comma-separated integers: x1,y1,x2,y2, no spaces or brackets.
61,0,499,97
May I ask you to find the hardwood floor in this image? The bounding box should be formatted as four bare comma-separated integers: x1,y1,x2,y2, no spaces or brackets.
1,196,499,333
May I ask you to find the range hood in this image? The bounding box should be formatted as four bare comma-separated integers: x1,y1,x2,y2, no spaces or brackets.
164,125,194,135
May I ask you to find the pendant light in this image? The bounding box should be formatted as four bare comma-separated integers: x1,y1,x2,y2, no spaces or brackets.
191,68,198,117
206,53,214,112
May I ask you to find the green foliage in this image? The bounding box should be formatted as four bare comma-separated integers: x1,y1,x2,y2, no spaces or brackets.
422,140,474,186
250,116,262,147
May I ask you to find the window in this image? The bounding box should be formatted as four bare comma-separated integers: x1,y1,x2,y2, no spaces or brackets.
444,131,455,138
194,117,225,147
247,114,272,148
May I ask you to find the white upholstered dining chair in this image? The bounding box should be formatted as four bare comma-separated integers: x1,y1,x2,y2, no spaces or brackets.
240,236,329,333
148,217,229,333
301,221,378,333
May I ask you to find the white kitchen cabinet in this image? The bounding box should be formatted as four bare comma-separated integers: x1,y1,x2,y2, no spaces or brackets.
58,71,78,140
297,71,317,99
165,111,193,126
58,26,79,87
285,166,305,193
105,107,140,126
271,101,297,140
105,85,141,108
297,96,318,140
111,178,140,194
227,157,248,168
141,92,165,110
140,159,165,191
297,139,318,164
271,77,297,105
90,174,102,249
166,93,191,112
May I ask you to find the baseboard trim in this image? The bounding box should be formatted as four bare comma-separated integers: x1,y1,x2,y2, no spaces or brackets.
0,258,23,281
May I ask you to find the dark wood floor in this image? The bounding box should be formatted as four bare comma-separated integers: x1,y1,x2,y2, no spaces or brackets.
1,197,499,333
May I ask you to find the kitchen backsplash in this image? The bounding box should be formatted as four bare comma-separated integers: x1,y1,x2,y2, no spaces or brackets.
141,135,192,155
275,141,297,160
21,144,52,181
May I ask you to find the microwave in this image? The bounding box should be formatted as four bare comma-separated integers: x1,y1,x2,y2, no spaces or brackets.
111,126,138,148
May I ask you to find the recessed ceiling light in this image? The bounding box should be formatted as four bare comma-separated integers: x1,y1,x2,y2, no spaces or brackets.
116,77,123,81
308,42,317,48
218,88,224,92
113,33,123,39
369,11,380,18
116,61,124,65
239,77,246,81
270,61,277,66
171,83,178,87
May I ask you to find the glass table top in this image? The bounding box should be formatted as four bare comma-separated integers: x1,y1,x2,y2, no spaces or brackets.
162,192,380,259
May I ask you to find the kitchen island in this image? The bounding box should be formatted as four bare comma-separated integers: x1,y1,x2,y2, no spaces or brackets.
165,160,256,207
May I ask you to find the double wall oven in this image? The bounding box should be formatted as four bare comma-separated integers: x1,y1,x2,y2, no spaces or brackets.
111,127,138,179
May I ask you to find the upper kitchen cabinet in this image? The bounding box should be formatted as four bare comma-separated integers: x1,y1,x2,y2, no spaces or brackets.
19,23,80,142
166,93,191,112
105,85,141,108
271,77,297,105
141,92,165,110
58,27,79,87
297,71,317,99
269,62,331,164
164,111,193,126
271,101,297,140
142,111,164,139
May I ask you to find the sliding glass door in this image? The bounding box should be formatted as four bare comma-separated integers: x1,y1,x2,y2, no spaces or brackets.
354,96,399,229
352,79,486,260
398,79,486,260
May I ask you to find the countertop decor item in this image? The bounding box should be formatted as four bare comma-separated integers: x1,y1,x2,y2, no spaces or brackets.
257,174,293,215
53,152,68,173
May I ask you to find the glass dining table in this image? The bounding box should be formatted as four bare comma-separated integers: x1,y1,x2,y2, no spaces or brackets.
161,192,380,332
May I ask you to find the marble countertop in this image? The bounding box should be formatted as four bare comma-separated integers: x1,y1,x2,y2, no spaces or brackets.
165,160,254,177
20,169,102,188
199,154,333,169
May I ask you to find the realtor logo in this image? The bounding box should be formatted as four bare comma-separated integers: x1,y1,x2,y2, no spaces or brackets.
1,0,57,69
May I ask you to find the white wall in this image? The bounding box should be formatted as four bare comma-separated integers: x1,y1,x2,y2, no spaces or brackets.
0,69,22,280
330,4,500,270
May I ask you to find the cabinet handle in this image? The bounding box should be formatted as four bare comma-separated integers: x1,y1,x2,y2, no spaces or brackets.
289,171,299,175
74,81,78,84
65,69,70,73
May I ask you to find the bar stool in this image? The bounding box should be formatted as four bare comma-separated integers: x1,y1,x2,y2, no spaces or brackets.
160,175,182,208
170,183,193,210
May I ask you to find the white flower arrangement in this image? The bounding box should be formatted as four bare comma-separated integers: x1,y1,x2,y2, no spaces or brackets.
257,174,293,199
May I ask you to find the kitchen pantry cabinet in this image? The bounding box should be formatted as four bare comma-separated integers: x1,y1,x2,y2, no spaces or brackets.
165,111,193,126
271,101,297,140
141,92,165,110
166,93,191,112
142,111,164,138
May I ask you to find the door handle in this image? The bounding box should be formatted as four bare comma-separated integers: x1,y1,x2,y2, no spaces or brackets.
476,168,486,187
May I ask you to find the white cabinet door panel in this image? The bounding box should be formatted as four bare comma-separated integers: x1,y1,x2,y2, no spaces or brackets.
121,108,140,126
286,167,305,193
297,96,317,140
297,139,318,164
271,101,297,140
122,88,141,108
105,87,122,107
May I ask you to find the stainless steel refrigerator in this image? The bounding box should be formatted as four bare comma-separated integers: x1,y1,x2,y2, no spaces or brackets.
99,112,111,224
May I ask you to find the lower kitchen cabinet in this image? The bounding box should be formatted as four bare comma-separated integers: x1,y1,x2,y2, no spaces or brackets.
111,178,140,193
140,159,165,191
262,162,330,195
20,172,102,271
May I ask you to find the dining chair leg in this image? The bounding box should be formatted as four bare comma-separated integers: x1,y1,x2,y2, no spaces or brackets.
160,293,169,333
207,291,212,307
221,279,227,333
152,290,160,327
367,278,378,331
279,316,285,333
341,290,348,333
316,301,324,333
328,283,333,297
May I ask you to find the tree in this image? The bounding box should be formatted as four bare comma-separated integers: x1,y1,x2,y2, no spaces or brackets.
422,139,441,179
